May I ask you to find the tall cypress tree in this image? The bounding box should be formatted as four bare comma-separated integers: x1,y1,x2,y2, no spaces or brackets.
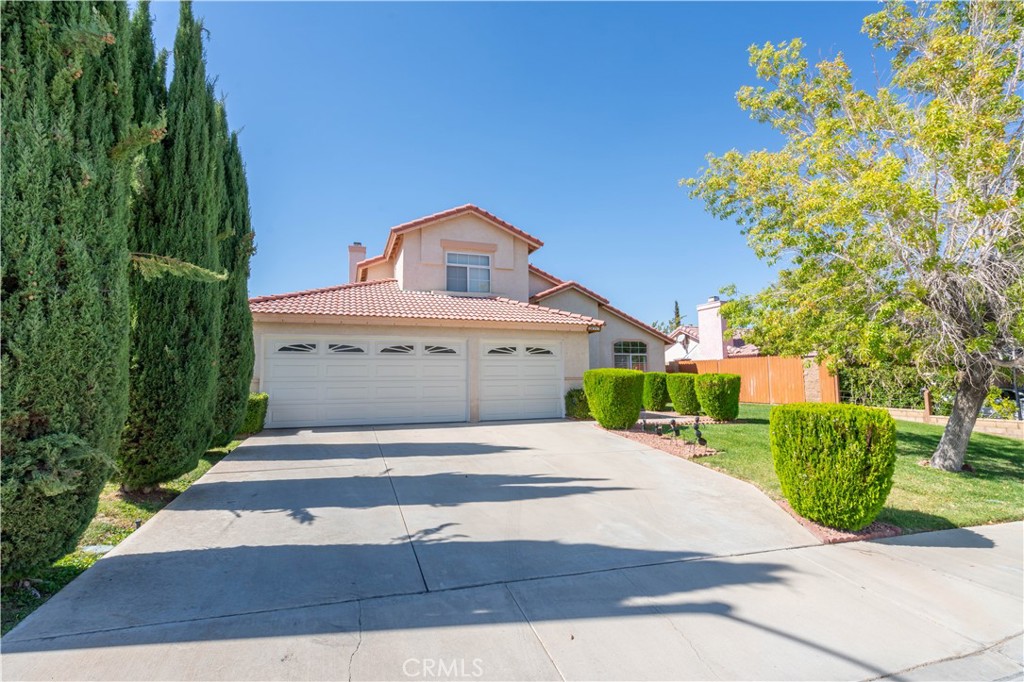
119,1,223,490
1,2,135,579
212,114,256,445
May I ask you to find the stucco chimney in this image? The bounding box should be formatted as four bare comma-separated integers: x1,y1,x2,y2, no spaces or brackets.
348,242,366,283
696,296,727,360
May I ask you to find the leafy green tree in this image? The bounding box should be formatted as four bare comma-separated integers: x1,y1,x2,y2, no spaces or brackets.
119,1,225,489
687,1,1023,471
211,112,256,445
1,1,136,580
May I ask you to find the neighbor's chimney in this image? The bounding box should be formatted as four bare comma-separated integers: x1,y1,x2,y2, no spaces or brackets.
348,242,366,283
696,296,726,360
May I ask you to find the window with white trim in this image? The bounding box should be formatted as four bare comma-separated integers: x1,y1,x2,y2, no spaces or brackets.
526,346,554,356
613,341,647,371
425,344,457,355
446,253,490,293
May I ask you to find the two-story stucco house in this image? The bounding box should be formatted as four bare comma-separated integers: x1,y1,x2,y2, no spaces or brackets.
249,204,672,428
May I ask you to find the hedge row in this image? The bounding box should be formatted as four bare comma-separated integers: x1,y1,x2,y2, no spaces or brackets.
770,403,896,531
694,374,741,421
564,388,591,420
642,372,671,411
239,393,269,434
583,369,645,429
666,374,700,415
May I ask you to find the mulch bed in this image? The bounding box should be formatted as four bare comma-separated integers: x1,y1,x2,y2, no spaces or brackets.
605,425,717,459
775,499,902,544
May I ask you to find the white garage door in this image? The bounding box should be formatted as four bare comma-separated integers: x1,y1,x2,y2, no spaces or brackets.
262,337,467,428
479,342,564,421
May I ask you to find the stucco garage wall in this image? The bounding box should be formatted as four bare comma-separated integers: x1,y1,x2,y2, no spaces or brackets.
251,319,590,421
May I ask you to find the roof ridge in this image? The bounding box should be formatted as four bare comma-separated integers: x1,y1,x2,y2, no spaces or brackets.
248,278,396,304
531,279,610,305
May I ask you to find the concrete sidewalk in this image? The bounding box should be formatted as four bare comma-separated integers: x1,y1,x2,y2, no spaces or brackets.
2,422,1021,680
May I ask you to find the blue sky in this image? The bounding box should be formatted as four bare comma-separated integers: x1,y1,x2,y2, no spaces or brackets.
149,1,880,327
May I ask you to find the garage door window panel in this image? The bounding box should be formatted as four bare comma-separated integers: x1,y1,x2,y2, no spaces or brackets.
379,344,415,355
446,253,490,293
277,342,317,353
329,343,365,354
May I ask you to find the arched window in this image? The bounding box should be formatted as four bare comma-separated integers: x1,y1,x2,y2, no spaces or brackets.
613,341,647,371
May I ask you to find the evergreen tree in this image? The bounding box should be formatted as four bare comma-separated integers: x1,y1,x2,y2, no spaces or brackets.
1,2,135,580
119,1,224,489
211,115,256,445
671,301,682,329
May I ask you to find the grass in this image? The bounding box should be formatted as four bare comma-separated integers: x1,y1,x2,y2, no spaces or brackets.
1,440,242,636
679,404,1024,533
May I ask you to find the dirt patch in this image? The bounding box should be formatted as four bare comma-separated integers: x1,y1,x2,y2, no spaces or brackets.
604,425,717,460
102,486,176,508
775,499,902,544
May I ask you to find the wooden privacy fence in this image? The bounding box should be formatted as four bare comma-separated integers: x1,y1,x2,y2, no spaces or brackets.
671,356,839,405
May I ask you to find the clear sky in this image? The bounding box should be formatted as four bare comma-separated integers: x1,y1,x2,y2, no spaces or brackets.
148,1,880,327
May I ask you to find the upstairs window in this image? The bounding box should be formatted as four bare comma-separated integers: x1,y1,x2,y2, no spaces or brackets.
613,341,647,371
446,253,490,293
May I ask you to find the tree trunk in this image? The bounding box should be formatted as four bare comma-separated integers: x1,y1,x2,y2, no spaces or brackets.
929,372,989,472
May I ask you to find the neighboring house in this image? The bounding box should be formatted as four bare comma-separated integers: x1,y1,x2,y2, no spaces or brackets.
664,296,760,363
249,204,672,428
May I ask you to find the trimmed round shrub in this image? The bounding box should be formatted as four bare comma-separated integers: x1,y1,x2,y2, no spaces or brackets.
564,388,591,420
583,369,644,430
239,393,269,434
694,373,741,421
770,403,897,531
642,372,670,411
666,373,701,415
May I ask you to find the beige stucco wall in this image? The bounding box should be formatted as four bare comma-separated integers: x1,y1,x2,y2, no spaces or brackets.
388,214,531,301
535,289,668,371
529,270,559,297
251,318,590,421
364,260,393,280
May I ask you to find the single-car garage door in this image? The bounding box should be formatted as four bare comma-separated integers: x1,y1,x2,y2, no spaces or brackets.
479,341,563,421
263,336,468,428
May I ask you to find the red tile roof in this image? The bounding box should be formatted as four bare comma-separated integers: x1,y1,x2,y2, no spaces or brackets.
531,281,674,344
531,280,609,305
528,264,563,286
250,279,603,329
669,325,700,341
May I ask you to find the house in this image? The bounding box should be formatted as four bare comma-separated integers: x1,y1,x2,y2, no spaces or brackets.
249,204,672,428
664,296,760,364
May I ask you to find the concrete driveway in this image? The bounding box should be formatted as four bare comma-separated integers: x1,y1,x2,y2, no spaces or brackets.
3,421,1021,681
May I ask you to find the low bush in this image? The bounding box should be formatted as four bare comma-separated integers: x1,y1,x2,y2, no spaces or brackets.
694,374,741,421
666,373,701,415
564,388,591,420
583,369,644,430
239,393,269,434
770,403,897,531
642,372,671,411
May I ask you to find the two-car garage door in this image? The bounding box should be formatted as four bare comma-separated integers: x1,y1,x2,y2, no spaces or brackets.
262,336,563,428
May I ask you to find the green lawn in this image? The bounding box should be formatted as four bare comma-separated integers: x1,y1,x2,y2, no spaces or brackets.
1,440,242,635
684,404,1024,533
